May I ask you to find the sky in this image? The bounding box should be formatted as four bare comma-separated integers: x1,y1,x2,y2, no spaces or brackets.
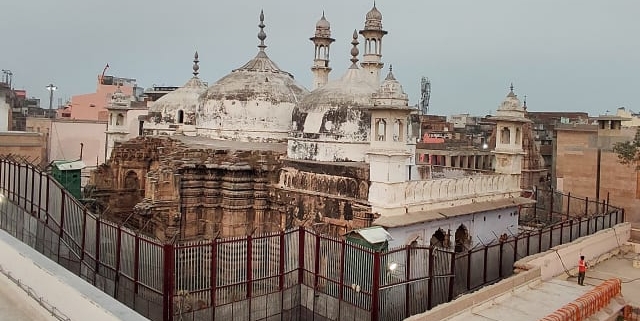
1,0,639,116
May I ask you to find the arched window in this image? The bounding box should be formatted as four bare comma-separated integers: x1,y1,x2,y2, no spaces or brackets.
116,113,124,126
430,228,448,248
124,171,139,190
376,118,386,141
177,110,184,124
454,224,471,253
515,127,521,145
393,119,403,142
500,127,510,144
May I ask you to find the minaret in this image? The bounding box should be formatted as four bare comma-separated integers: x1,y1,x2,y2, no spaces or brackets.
359,3,387,85
310,12,335,89
489,84,531,176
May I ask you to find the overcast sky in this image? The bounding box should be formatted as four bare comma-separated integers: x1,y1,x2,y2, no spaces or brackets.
1,0,639,116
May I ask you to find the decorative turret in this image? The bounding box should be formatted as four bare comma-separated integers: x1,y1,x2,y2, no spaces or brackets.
310,12,335,89
367,66,413,183
489,84,531,176
359,3,387,85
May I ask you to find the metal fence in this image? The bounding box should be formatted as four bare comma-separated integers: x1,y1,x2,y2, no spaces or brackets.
0,158,626,321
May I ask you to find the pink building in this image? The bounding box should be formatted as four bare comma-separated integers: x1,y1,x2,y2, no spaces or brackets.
58,75,137,121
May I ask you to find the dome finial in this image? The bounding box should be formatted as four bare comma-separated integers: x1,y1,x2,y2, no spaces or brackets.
349,29,360,68
523,95,527,110
385,64,395,80
258,10,267,51
510,83,514,93
192,51,200,77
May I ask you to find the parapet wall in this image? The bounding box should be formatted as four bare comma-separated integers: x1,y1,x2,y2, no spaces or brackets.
514,222,631,281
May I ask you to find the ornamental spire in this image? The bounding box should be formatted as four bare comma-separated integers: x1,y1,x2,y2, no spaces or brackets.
349,30,359,68
258,10,267,52
192,51,200,77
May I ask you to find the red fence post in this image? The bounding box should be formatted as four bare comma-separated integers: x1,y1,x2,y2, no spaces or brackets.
163,244,175,321
405,245,411,317
566,192,571,218
30,167,35,214
134,234,140,307
247,233,253,300
371,251,381,321
298,227,305,285
427,248,435,309
548,188,554,223
447,251,456,302
114,225,122,298
210,238,217,319
585,197,589,217
80,208,87,262
57,192,66,260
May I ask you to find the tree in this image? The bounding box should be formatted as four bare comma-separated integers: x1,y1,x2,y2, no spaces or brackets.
613,128,640,169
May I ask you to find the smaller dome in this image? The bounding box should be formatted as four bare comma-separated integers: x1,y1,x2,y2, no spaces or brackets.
372,67,410,108
314,12,331,38
366,5,382,21
364,4,383,30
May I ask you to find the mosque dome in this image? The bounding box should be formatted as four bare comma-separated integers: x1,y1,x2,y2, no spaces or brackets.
288,31,378,162
197,11,309,143
147,52,207,130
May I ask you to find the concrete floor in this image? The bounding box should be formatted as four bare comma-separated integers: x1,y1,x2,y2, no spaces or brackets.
0,272,58,321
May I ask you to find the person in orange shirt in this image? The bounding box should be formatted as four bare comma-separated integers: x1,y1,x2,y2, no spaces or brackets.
578,255,587,286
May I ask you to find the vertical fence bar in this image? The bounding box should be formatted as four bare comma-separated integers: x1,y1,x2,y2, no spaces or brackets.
569,219,574,242
585,197,589,217
163,244,175,321
533,188,538,219
559,221,564,244
45,176,50,226
57,192,66,260
578,217,582,237
371,251,381,321
298,227,305,286
114,225,122,297
95,219,101,283
80,208,87,262
566,193,571,217
30,167,35,214
538,230,542,254
622,209,625,223
38,171,43,220
427,248,434,310
279,231,285,320
133,234,140,308
548,187,554,222
526,233,531,256
549,226,553,247
338,239,345,317
313,233,320,293
513,235,519,263
247,234,253,301
447,252,456,302
498,242,504,278
405,245,411,317
211,238,217,320
15,163,20,203
466,250,471,290
606,192,610,214
482,246,488,284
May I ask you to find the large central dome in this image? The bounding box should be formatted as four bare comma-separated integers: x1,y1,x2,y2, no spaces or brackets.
197,11,309,143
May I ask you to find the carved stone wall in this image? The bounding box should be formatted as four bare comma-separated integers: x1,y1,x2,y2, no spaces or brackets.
272,160,373,236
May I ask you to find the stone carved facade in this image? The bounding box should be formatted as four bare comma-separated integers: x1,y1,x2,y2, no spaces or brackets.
90,136,371,241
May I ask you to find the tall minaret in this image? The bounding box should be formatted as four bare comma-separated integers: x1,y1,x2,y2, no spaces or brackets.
359,3,387,85
310,12,335,89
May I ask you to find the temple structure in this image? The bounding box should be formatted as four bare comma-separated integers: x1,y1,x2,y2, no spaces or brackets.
89,6,534,247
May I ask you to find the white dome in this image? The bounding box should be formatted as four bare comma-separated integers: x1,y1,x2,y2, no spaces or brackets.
197,51,309,142
288,67,377,161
